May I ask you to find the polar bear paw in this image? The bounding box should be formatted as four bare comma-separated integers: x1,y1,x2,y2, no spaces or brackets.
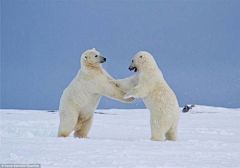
124,94,136,100
125,97,135,102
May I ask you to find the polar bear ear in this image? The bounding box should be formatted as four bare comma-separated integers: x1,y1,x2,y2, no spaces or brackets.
92,48,96,51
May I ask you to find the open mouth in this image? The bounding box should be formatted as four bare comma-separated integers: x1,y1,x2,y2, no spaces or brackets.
129,67,137,72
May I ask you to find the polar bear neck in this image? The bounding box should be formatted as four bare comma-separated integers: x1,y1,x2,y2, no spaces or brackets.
81,62,102,71
138,61,159,73
139,64,165,84
81,63,103,74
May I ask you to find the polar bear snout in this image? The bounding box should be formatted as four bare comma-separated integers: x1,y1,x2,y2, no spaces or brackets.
99,56,106,63
129,62,137,72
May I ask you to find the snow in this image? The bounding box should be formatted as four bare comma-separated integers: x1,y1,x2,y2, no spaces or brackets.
1,106,240,168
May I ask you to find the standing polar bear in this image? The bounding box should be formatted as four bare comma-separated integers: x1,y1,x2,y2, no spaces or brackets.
58,48,133,138
115,51,179,141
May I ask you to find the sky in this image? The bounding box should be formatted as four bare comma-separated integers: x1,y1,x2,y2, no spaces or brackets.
1,0,240,110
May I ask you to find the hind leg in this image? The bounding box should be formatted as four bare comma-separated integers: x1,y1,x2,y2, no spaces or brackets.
58,110,79,137
166,127,178,141
151,131,165,141
150,127,165,141
74,115,93,138
150,120,165,141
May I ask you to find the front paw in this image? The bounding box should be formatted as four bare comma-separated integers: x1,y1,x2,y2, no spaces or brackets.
125,97,135,102
124,93,135,99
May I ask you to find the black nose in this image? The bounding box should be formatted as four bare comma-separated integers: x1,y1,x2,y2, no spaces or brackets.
129,66,134,71
104,58,106,61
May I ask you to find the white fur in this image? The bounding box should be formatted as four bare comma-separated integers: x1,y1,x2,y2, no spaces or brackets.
58,48,133,138
116,51,179,141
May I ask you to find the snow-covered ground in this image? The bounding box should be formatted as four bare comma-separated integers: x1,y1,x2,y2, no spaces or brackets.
1,106,240,168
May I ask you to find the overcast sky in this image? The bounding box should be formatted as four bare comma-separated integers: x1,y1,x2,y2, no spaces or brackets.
1,0,240,110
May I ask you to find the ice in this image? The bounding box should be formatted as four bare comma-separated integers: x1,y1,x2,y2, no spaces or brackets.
1,106,240,168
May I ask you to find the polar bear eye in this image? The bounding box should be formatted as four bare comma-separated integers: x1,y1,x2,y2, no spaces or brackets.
132,60,134,62
140,56,143,58
85,56,87,59
95,55,98,57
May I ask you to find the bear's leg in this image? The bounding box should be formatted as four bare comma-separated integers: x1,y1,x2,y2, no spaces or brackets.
58,111,79,137
150,124,165,141
166,127,178,141
150,131,165,141
74,115,93,138
150,115,166,141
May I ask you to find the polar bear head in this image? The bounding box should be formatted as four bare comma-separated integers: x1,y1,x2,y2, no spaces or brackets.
81,48,106,68
128,51,158,72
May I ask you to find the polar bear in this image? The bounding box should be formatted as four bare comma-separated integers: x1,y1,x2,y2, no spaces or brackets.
115,51,179,141
58,48,133,138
